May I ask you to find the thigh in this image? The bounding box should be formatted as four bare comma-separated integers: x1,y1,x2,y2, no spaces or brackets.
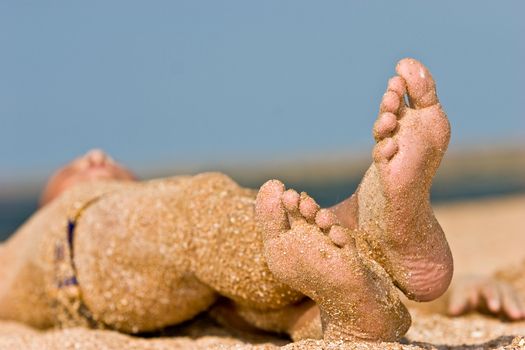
74,182,217,333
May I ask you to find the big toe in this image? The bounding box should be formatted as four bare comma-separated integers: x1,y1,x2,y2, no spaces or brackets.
256,180,289,241
396,58,439,109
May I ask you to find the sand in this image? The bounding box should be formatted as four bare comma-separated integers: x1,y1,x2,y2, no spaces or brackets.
1,194,524,349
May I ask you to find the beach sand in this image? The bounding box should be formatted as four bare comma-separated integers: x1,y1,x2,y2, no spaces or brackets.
1,194,524,349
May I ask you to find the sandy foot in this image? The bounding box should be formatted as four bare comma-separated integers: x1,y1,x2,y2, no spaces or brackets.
255,180,410,341
354,58,453,301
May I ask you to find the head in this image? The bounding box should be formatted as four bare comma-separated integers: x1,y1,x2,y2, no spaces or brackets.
40,149,136,207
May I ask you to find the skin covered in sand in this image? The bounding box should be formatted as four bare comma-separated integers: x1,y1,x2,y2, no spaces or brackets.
255,58,453,340
349,59,453,302
0,58,453,342
256,181,411,341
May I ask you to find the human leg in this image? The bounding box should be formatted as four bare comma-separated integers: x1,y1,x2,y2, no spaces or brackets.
72,173,302,333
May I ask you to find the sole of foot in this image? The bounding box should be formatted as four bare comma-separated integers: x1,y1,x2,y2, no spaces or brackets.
355,58,453,301
255,180,411,341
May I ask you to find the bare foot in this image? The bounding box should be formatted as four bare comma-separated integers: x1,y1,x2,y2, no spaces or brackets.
448,275,525,320
341,58,453,302
255,180,410,341
40,149,136,206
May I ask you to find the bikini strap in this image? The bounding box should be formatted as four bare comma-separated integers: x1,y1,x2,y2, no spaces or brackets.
52,196,106,329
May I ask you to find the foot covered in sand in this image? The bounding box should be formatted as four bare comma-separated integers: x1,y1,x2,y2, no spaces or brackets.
256,58,452,341
256,181,411,341
354,58,453,302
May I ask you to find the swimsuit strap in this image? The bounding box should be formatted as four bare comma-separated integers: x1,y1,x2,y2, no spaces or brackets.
52,195,106,329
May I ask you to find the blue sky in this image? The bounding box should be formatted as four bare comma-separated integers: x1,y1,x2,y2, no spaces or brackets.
0,1,523,183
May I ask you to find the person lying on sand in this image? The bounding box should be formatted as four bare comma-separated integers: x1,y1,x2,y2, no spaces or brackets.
448,271,525,321
0,58,453,342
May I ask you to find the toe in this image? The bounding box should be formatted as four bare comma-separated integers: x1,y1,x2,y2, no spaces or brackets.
447,289,470,316
283,189,306,225
468,287,481,308
315,209,339,231
500,284,523,320
481,283,501,313
328,226,354,248
379,91,401,114
373,112,398,141
255,180,289,241
299,192,320,223
373,138,398,163
387,76,406,97
396,58,439,109
283,189,300,212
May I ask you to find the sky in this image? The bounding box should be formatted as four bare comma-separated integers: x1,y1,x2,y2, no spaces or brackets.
0,1,524,184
